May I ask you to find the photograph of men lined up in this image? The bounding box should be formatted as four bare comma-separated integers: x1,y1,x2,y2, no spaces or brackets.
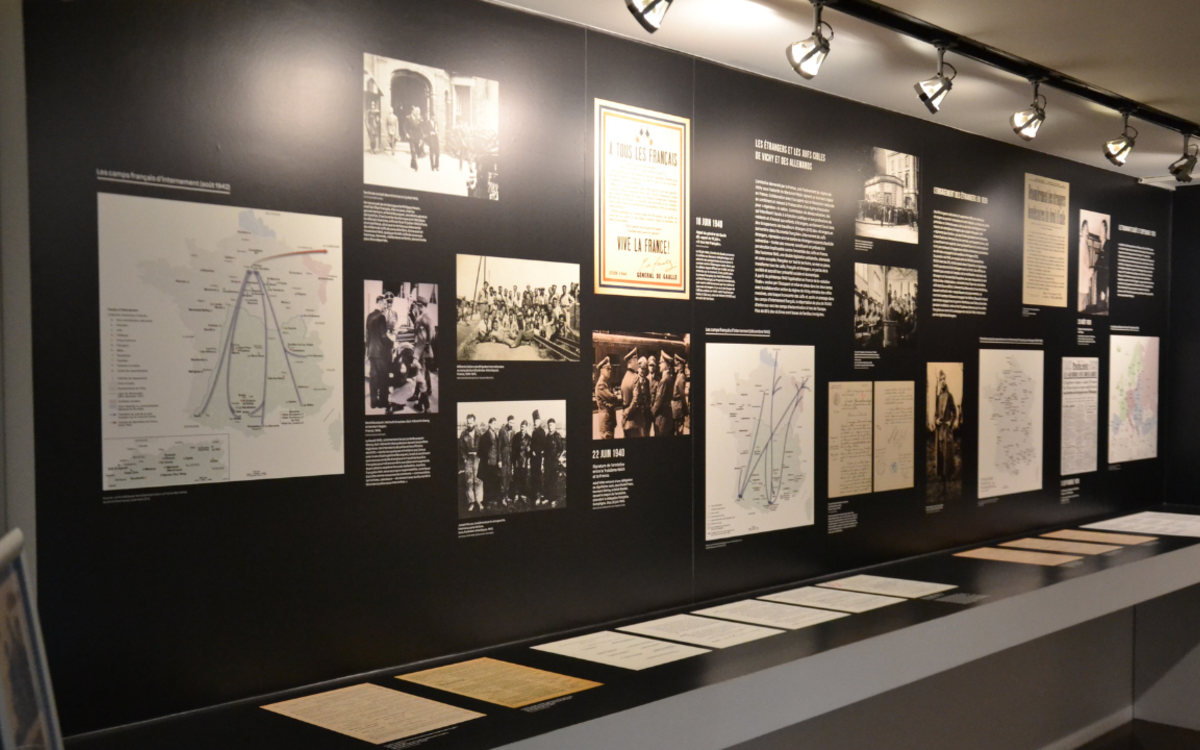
456,255,580,362
457,401,567,518
591,331,689,439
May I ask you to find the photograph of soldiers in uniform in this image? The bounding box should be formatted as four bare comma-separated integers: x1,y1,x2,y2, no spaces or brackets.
854,264,918,349
456,254,580,362
592,331,690,439
856,147,919,244
363,53,500,200
1077,209,1111,316
365,280,438,416
925,363,963,504
457,400,566,518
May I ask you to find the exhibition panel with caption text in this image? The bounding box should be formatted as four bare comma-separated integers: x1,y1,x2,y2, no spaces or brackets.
21,0,1171,739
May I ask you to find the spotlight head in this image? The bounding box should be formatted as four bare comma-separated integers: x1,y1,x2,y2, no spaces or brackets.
787,3,833,80
1011,81,1046,141
787,34,830,79
1168,135,1198,183
1103,113,1137,167
914,49,956,114
1170,154,1197,183
1011,105,1045,141
1103,135,1134,166
626,0,673,33
915,75,952,113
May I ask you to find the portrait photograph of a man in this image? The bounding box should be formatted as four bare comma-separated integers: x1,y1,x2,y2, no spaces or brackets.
926,362,963,505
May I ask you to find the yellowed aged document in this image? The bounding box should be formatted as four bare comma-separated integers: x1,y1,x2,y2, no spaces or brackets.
262,683,482,744
955,547,1081,566
398,657,599,709
1043,529,1155,545
1001,538,1119,555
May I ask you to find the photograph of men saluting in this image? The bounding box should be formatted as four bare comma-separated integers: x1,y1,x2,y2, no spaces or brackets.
591,332,689,439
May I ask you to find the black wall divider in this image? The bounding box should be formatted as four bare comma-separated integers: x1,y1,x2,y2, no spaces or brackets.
1167,187,1198,503
22,0,1171,735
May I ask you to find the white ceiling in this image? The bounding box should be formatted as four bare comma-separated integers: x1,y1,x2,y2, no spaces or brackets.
491,0,1198,184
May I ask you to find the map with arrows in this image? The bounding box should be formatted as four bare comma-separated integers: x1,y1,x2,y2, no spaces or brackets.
99,193,343,491
706,343,814,541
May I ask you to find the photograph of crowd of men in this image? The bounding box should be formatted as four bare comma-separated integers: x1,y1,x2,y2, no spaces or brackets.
1077,209,1111,316
855,263,918,349
456,254,580,362
363,53,500,200
926,362,963,504
591,331,690,439
856,147,920,244
457,400,566,518
365,280,438,416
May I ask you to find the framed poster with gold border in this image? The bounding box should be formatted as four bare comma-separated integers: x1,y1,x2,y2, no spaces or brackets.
594,99,691,299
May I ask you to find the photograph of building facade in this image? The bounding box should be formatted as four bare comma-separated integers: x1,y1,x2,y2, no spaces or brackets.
364,53,500,199
856,148,920,244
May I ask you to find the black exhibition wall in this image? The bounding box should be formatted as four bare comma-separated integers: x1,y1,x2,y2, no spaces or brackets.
1167,187,1197,502
22,0,1171,734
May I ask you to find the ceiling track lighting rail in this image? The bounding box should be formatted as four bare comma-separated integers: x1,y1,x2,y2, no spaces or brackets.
820,0,1199,139
624,0,1199,172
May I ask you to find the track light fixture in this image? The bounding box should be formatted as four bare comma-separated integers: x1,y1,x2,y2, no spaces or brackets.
1168,134,1198,183
787,2,833,80
626,0,674,33
914,47,956,114
1010,80,1047,141
1104,112,1137,167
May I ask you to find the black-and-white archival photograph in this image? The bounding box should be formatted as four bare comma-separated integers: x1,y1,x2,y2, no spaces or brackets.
856,147,920,244
926,362,964,505
365,280,438,416
363,53,500,200
855,263,918,349
456,255,580,362
457,400,566,518
592,331,690,439
1078,209,1111,316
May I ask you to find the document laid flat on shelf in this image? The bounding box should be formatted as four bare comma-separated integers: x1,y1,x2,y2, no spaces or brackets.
261,683,483,745
397,657,600,709
693,599,848,630
818,574,956,599
1085,512,1200,538
759,586,905,613
1001,538,1120,556
955,547,1082,566
618,614,783,649
532,631,709,671
1042,529,1156,546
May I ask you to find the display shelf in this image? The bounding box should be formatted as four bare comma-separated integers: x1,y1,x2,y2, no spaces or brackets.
64,505,1200,750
